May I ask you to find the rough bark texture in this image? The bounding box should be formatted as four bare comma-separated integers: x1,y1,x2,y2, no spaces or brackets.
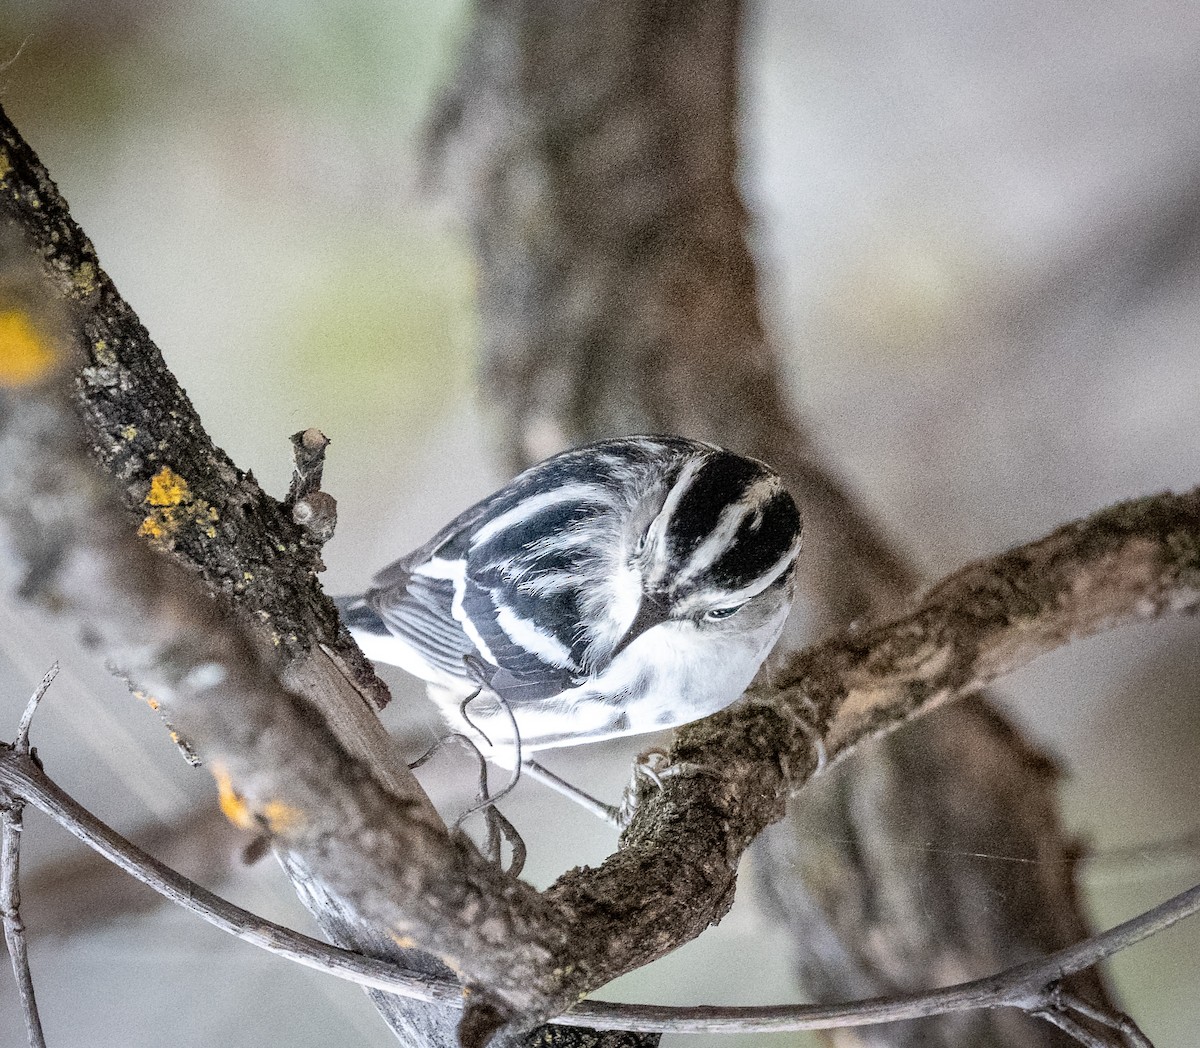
0,224,586,1043
434,0,1118,1043
0,114,516,1046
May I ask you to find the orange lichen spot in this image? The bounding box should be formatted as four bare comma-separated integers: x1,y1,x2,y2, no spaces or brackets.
139,468,219,547
0,309,56,386
146,466,190,507
138,516,166,540
132,689,161,711
389,933,419,950
211,764,255,830
260,799,304,834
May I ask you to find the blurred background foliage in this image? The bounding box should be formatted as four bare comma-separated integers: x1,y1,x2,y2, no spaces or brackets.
0,0,1198,1046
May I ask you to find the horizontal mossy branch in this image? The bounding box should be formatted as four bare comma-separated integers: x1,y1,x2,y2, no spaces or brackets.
539,489,1200,1010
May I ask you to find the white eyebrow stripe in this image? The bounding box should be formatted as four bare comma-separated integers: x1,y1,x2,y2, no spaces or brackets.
469,483,609,548
674,474,782,585
675,500,750,584
643,456,707,589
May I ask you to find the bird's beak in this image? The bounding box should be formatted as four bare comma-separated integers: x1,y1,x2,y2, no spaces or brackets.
610,595,671,659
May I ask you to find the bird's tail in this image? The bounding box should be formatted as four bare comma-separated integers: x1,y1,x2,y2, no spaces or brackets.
332,594,390,638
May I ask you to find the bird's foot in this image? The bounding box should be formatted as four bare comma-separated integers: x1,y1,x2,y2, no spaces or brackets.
616,748,721,827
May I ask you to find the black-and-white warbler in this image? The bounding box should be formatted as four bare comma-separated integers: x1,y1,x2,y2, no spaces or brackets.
337,435,802,819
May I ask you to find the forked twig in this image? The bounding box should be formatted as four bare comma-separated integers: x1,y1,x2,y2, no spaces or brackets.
1036,986,1153,1048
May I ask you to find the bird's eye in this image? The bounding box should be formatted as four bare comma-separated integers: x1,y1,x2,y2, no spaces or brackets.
704,604,743,621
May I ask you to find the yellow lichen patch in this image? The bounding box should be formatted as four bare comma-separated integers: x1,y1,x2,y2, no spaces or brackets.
211,763,256,830
139,467,219,547
138,515,166,541
260,799,304,834
0,151,11,179
121,425,138,441
132,689,161,711
0,309,57,386
146,466,190,507
72,260,98,299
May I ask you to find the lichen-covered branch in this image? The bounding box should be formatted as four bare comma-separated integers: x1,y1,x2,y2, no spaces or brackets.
0,221,571,1042
0,108,383,705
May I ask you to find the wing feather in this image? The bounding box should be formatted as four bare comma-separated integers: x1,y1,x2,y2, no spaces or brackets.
361,436,705,700
368,570,476,683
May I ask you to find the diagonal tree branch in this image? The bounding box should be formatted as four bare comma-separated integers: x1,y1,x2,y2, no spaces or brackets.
0,105,657,1048
0,220,565,1042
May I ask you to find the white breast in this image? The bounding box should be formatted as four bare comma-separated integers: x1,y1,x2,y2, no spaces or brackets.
435,605,789,767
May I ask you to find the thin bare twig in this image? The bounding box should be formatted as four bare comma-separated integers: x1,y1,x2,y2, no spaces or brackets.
1035,1008,1117,1048
1,795,45,1048
1041,988,1153,1048
1,745,1195,1038
1,666,57,1048
14,662,56,756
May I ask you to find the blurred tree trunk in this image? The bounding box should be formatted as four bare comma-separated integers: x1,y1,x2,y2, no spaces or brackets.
435,1,1111,1043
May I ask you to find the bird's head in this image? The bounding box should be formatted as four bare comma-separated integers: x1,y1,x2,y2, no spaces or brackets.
611,449,802,659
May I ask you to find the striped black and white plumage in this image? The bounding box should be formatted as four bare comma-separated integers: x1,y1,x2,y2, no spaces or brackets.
338,436,802,766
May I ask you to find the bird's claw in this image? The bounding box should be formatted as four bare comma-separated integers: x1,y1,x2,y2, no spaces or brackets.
617,748,720,827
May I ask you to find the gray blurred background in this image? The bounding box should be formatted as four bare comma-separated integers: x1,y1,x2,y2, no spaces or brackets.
0,0,1197,1045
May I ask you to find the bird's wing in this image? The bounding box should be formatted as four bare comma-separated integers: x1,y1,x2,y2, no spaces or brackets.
362,436,698,699
456,573,582,702
367,568,479,686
